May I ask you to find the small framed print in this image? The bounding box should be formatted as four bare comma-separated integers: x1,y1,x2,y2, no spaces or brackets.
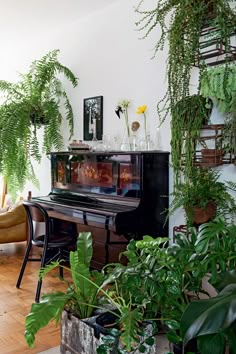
83,96,103,141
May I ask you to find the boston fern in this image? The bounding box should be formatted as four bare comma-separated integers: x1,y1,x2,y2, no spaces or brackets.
0,49,78,196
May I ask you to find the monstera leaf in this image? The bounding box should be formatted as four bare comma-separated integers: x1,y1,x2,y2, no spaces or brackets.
180,284,236,354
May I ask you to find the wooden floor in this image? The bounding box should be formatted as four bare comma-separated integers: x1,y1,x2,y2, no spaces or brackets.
0,242,71,354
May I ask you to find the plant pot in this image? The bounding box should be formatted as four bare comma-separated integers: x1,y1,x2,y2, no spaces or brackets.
173,338,200,354
201,149,224,166
185,201,217,225
60,310,158,354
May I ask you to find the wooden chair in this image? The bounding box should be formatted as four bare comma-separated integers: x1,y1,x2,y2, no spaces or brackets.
16,201,76,302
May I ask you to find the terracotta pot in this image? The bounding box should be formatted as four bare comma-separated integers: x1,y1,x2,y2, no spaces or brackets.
185,200,217,225
201,149,224,165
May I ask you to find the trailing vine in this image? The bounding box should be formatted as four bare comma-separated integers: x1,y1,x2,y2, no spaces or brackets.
171,94,213,185
135,0,236,122
135,0,236,184
201,64,236,157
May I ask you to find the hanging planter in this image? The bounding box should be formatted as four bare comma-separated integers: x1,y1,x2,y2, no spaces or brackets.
185,200,217,225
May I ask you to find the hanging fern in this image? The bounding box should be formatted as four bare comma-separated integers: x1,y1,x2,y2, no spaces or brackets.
0,49,78,197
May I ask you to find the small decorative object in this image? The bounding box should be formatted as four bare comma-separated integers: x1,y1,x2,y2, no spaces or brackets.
130,121,140,151
115,99,132,150
68,140,90,151
83,96,103,141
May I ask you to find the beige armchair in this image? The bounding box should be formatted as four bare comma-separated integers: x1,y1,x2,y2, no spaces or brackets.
0,204,27,244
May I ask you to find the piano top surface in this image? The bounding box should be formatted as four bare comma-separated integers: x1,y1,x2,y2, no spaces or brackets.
33,194,139,217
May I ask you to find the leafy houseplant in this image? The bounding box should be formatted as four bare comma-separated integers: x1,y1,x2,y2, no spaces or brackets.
200,64,236,158
135,0,236,124
168,216,236,353
25,217,236,353
135,0,236,185
24,232,157,354
180,271,236,354
0,49,78,196
170,95,213,185
168,167,236,225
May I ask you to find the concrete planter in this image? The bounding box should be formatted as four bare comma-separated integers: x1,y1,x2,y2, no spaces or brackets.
60,310,170,354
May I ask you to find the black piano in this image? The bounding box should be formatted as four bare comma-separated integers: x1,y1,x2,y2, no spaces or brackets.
33,151,169,268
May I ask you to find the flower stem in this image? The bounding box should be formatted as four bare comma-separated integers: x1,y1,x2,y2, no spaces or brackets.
143,112,147,148
124,108,131,150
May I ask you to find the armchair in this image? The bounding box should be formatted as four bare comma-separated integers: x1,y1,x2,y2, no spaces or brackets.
0,204,27,244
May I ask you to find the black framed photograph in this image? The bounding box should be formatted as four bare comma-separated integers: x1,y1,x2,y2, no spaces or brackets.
83,96,103,141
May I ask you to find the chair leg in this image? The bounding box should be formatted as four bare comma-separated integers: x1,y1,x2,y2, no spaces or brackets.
16,242,33,288
35,245,48,303
57,248,63,278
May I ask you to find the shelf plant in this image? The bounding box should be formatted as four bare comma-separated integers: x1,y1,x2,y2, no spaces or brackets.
0,49,78,196
135,0,236,122
135,0,236,184
168,167,236,226
201,64,236,158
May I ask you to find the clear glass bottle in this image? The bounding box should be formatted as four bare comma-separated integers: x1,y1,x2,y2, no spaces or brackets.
139,133,154,151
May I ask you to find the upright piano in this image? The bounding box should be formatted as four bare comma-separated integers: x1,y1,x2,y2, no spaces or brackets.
33,151,169,268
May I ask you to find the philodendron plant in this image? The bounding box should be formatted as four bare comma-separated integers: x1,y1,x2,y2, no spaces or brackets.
24,232,156,354
180,271,236,354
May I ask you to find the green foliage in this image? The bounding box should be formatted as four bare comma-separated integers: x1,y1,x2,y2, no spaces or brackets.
25,232,105,348
170,95,213,184
25,232,157,353
0,49,78,196
168,167,236,225
194,217,236,283
25,291,73,348
180,283,236,354
104,216,236,351
135,0,236,124
201,64,236,156
104,233,205,345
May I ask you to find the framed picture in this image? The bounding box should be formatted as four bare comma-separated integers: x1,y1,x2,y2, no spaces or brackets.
83,96,103,141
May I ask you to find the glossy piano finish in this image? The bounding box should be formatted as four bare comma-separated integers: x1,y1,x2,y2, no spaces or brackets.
33,151,169,267
34,151,169,237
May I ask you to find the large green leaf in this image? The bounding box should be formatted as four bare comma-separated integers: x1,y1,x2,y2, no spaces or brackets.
119,307,143,352
76,231,93,267
181,284,236,350
25,292,72,348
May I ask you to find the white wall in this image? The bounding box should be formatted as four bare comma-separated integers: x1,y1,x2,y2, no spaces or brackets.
0,0,235,236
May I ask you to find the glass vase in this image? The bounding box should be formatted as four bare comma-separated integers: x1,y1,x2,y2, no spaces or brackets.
139,133,154,151
120,128,132,151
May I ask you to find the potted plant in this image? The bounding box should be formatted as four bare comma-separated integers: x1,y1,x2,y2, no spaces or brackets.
135,0,235,119
135,0,236,185
168,167,236,225
201,64,236,160
180,269,236,354
169,216,236,353
24,232,157,354
0,49,78,196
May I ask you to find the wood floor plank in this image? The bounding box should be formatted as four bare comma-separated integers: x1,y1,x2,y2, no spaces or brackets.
0,242,71,354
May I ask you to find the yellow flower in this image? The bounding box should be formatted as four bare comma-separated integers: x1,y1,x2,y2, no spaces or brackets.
136,105,147,114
